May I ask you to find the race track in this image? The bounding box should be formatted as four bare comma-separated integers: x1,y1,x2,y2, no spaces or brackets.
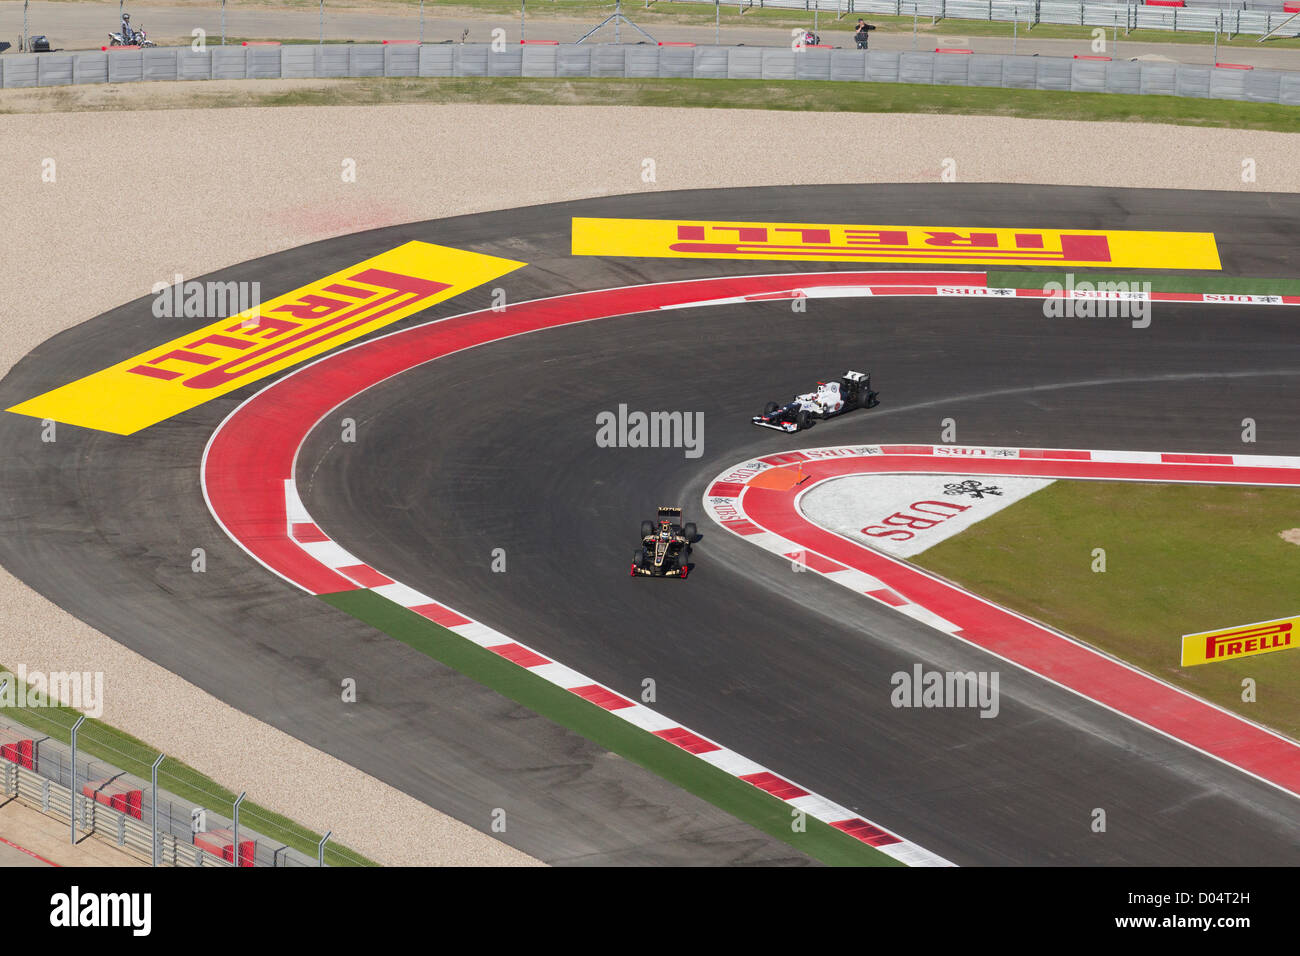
3,184,1299,865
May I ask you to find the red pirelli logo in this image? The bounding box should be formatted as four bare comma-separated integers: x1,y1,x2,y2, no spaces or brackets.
1182,617,1298,666
8,242,524,435
571,218,1222,270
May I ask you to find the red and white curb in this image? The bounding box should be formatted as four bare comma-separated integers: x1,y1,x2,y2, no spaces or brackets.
661,278,1300,309
202,269,1300,864
704,443,1300,799
206,274,1016,867
282,480,948,865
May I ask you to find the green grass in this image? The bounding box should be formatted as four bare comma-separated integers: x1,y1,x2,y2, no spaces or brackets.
321,589,903,866
149,76,1300,133
0,667,375,866
988,272,1300,295
911,482,1300,739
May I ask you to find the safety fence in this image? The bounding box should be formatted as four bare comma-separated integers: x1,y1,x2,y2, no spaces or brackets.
0,711,332,867
672,0,1300,35
1,42,1297,104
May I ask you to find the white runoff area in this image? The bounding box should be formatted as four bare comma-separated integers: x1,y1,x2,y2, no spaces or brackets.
798,473,1055,558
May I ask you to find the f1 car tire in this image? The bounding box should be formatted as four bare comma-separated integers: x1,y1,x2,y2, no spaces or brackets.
795,409,811,430
682,522,697,542
640,520,654,538
763,401,780,416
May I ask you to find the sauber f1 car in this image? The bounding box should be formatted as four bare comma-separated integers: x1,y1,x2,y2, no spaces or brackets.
752,370,879,433
631,506,697,578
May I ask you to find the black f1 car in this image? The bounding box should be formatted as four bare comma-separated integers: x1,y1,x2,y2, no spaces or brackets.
631,506,696,579
752,370,879,433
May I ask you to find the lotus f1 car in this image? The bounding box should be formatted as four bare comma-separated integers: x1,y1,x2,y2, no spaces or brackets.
631,506,697,578
752,370,879,433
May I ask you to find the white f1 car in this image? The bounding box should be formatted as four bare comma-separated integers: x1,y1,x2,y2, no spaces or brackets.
752,370,879,433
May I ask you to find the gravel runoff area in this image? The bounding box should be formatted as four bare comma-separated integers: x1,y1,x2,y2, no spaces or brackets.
1,90,1298,866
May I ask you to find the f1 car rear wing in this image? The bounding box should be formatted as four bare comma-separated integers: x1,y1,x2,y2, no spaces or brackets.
657,506,683,520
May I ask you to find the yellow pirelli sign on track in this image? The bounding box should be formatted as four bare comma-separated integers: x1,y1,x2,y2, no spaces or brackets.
1181,615,1298,667
8,242,524,435
571,218,1222,270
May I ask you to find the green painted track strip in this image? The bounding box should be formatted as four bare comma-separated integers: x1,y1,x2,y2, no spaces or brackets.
321,589,903,866
988,271,1300,295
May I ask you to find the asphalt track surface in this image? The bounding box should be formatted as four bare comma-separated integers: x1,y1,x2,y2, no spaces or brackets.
3,184,1300,865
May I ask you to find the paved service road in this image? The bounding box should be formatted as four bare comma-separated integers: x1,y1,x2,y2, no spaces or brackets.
5,1,1299,69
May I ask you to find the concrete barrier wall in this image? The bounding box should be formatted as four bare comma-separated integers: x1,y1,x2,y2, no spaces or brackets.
688,0,1300,35
3,44,1298,106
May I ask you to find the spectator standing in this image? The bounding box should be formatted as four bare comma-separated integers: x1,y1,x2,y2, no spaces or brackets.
854,18,877,50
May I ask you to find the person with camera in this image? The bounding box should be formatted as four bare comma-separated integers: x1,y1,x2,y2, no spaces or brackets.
854,18,877,50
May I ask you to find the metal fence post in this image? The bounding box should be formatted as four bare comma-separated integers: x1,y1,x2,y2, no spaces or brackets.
221,0,226,45
420,0,425,44
232,791,246,867
151,753,164,867
70,715,85,844
318,830,332,866
319,0,324,45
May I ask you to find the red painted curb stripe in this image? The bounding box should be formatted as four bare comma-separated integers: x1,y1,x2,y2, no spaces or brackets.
338,564,394,588
0,835,60,866
409,603,472,628
291,522,329,543
740,771,809,800
1019,449,1091,460
654,727,721,754
1162,453,1233,464
832,819,903,846
569,684,634,711
867,588,908,607
784,550,844,573
488,643,552,668
204,272,947,596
